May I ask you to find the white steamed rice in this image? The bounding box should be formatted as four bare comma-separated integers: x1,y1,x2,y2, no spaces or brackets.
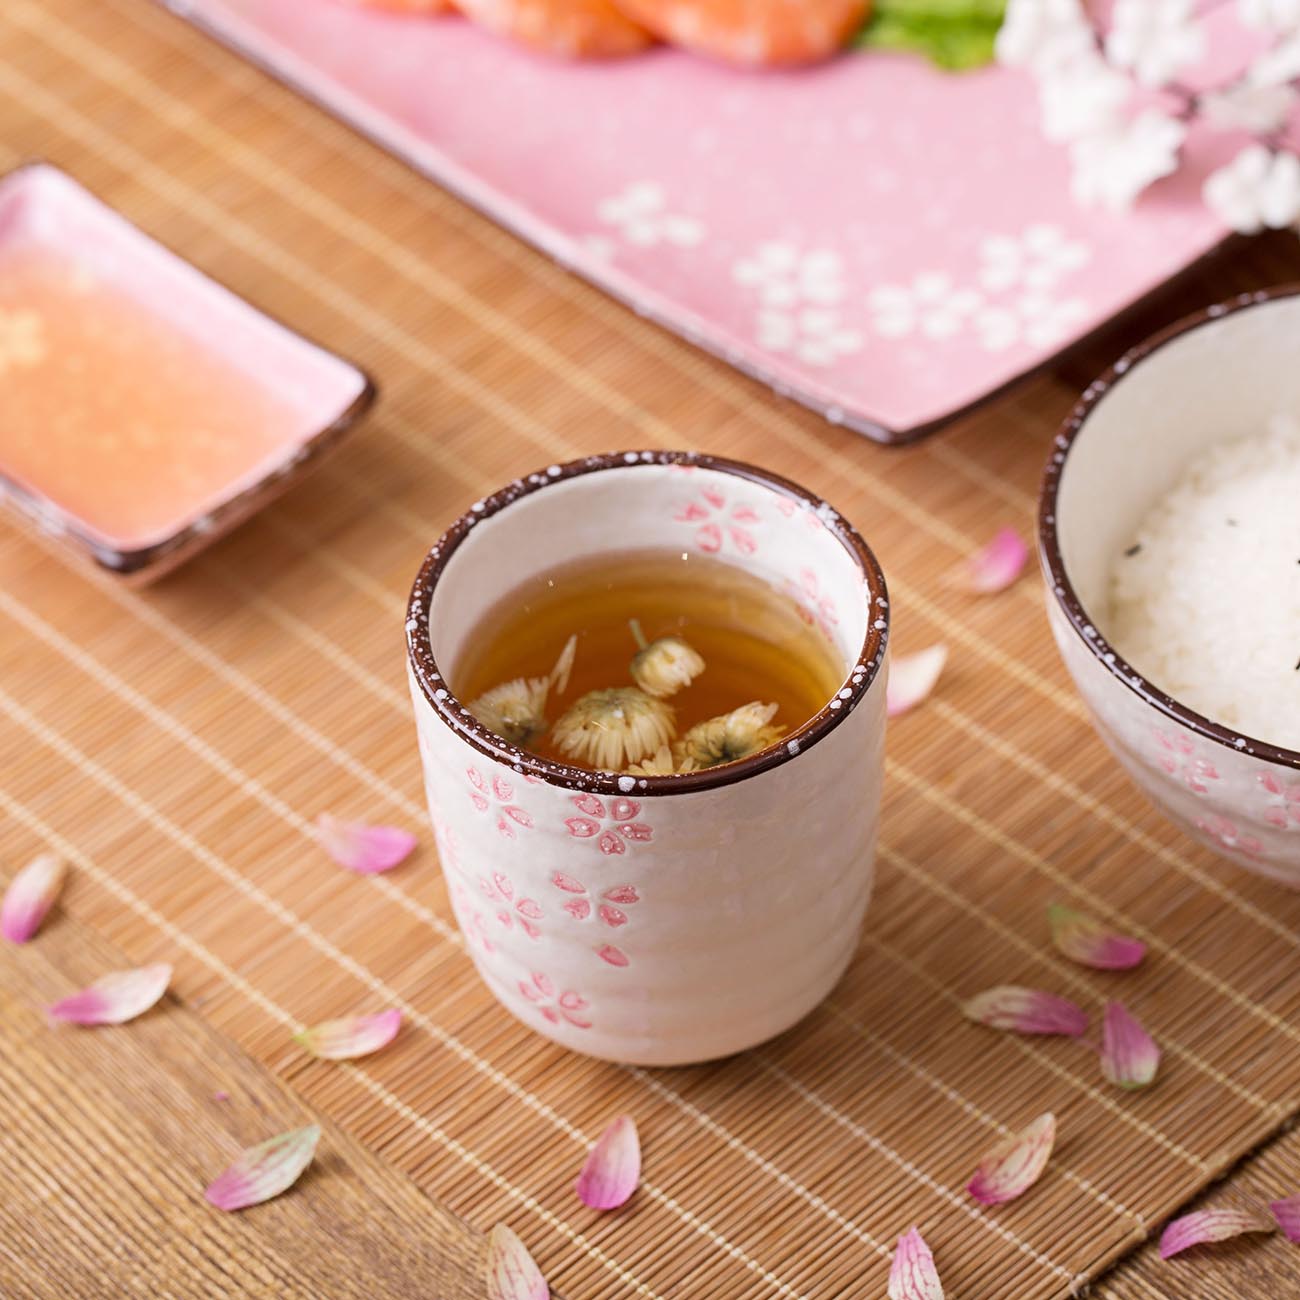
1106,416,1300,752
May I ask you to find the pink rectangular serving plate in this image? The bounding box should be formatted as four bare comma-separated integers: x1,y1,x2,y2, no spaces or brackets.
0,163,374,581
167,0,1244,443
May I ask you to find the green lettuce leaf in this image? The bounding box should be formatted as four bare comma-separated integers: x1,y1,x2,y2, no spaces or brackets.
855,0,1007,72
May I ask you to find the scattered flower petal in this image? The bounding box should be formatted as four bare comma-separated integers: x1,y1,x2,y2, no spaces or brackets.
887,646,948,718
2,852,67,943
1100,1000,1160,1089
486,1223,549,1300
49,962,172,1025
889,1227,945,1300
204,1124,321,1211
575,1115,641,1210
315,813,416,875
1047,904,1147,970
1159,1207,1273,1258
963,986,1089,1036
967,1113,1056,1206
212,1090,230,1102
294,1009,402,1060
1269,1192,1300,1241
948,527,1028,594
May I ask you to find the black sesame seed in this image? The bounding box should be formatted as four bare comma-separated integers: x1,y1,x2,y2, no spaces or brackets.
1123,543,1142,557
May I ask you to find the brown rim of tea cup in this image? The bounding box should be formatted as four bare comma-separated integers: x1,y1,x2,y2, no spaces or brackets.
1039,285,1300,773
406,450,890,797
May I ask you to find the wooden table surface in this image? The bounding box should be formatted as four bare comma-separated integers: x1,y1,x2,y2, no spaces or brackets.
4,2,1300,1296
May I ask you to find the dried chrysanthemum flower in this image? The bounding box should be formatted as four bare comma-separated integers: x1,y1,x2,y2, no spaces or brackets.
468,635,577,747
672,701,783,769
628,619,705,699
625,745,700,777
552,688,675,771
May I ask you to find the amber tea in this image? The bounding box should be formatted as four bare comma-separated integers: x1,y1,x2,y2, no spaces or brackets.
453,549,846,775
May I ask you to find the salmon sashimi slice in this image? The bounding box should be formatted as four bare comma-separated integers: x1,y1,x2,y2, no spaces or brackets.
457,0,655,56
613,0,869,65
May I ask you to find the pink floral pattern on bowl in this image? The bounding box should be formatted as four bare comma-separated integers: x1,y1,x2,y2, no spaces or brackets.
518,971,591,1030
1152,726,1220,795
673,485,760,556
552,873,640,928
1260,773,1300,831
480,871,545,940
467,765,534,839
564,794,653,856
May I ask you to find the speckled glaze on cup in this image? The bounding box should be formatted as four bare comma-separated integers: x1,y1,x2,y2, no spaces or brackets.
407,451,889,1065
1041,289,1300,887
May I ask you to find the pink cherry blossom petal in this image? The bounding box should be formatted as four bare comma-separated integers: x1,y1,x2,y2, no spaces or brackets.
967,1113,1056,1206
552,872,586,893
948,526,1028,595
602,885,638,904
888,1227,944,1300
1269,1193,1300,1241
1047,904,1147,970
597,944,629,967
2,852,67,943
565,817,601,840
1100,1001,1160,1089
294,1009,401,1060
575,1115,641,1211
486,1223,549,1300
1159,1208,1274,1259
886,646,948,718
315,814,416,874
963,986,1089,1037
49,962,172,1025
204,1124,321,1211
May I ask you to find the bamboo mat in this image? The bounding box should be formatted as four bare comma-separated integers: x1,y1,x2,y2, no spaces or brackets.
4,1,1300,1296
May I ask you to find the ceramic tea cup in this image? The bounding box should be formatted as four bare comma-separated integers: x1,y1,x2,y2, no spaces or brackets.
407,451,890,1065
1040,289,1300,887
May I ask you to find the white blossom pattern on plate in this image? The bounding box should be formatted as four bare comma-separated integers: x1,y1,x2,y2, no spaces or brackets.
733,243,847,308
979,225,1090,292
868,273,982,341
734,244,862,367
868,226,1091,353
596,182,705,249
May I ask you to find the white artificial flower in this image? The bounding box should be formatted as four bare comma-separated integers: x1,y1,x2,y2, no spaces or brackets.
1038,50,1132,142
1201,80,1297,134
1250,31,1300,84
996,0,1095,70
1106,0,1206,88
1070,111,1188,211
1238,0,1300,30
1203,144,1300,233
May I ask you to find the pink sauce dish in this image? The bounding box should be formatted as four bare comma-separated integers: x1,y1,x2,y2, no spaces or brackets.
0,163,375,582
